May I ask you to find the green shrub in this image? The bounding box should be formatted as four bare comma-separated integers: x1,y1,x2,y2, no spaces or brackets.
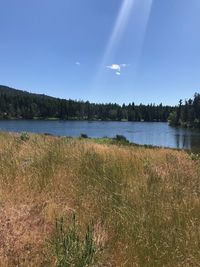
114,134,129,143
189,152,200,161
80,133,88,139
50,214,96,267
20,132,30,141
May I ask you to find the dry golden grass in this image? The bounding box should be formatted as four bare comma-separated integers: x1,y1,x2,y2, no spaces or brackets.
0,132,200,266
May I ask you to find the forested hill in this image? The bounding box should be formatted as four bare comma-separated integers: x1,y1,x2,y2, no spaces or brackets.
0,85,174,121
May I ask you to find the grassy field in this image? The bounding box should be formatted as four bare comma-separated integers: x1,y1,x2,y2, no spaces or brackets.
0,132,200,266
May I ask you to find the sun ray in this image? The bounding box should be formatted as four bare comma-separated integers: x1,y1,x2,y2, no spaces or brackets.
102,0,136,65
91,0,154,96
91,0,135,87
137,0,154,57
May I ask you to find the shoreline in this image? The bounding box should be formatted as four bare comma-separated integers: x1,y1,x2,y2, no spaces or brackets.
0,130,190,153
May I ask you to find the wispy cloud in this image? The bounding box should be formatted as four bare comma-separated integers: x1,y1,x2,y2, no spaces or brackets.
75,62,80,66
121,63,129,67
106,63,129,75
107,64,121,72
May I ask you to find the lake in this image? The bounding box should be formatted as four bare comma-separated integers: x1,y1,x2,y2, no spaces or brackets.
0,120,200,151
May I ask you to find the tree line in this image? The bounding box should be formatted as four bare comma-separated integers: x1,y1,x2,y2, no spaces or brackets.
169,93,200,128
0,85,174,121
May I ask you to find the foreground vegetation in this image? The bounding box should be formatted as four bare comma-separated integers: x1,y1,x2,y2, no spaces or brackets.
0,132,200,266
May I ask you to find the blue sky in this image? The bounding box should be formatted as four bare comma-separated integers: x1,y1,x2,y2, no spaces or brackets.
0,0,200,105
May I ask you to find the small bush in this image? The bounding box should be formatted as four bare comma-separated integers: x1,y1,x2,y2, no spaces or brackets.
43,132,53,136
20,132,30,141
189,152,200,161
114,134,129,143
50,214,96,267
80,133,88,139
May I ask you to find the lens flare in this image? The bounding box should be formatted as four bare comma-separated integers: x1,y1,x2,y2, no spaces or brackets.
91,0,135,87
102,0,136,64
91,0,153,95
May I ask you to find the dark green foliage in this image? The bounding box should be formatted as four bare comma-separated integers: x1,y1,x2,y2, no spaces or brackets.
168,111,178,126
169,93,200,128
20,132,30,141
50,214,96,267
80,134,88,139
114,134,129,143
0,85,173,122
189,152,200,161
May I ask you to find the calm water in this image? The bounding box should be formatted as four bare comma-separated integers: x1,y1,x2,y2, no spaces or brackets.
0,120,200,151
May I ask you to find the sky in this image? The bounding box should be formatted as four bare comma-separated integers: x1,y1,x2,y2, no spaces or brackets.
0,0,200,105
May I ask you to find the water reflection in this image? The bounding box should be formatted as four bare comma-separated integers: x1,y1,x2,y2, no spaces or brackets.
174,133,190,150
173,128,200,152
